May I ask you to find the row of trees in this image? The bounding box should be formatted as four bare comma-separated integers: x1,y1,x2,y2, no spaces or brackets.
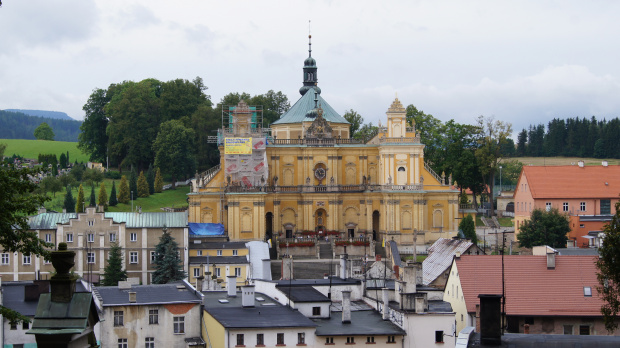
516,117,620,158
78,77,291,180
0,110,81,142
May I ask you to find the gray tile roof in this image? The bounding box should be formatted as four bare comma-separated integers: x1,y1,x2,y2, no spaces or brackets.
202,291,316,329
312,310,406,336
276,285,331,303
95,281,202,306
2,280,90,317
189,256,249,265
271,278,361,287
188,241,248,250
272,89,348,125
27,212,188,229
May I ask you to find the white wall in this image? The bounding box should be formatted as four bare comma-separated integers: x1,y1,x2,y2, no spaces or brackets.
229,327,315,348
405,313,456,348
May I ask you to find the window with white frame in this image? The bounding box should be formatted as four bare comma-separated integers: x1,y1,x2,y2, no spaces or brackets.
66,233,73,242
232,249,238,256
193,268,201,277
114,311,124,326
346,337,355,344
546,202,551,211
130,232,137,242
256,334,264,346
215,268,221,277
88,220,94,227
130,252,138,264
1,253,9,265
87,233,95,243
45,233,52,243
235,267,241,277
298,332,305,345
150,251,156,263
197,250,202,256
23,255,31,265
118,338,128,348
237,334,244,346
145,337,154,348
87,252,95,264
110,233,116,242
217,250,222,256
563,202,569,212
149,309,158,324
580,202,586,212
277,333,284,345
173,316,184,334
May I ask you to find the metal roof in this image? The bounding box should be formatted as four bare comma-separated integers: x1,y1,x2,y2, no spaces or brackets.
96,281,202,306
271,89,348,125
189,241,248,250
423,238,476,285
27,212,187,229
276,285,331,303
202,291,316,329
312,310,406,336
28,292,96,335
189,256,249,265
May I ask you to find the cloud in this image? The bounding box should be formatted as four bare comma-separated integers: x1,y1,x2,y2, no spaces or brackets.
0,0,98,54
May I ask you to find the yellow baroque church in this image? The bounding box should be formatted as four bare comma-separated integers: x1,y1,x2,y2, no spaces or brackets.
188,37,459,247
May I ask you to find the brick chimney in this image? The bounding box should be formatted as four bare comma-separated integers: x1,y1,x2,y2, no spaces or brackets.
50,243,76,303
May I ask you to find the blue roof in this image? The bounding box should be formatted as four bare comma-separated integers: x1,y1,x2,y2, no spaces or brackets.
272,89,349,125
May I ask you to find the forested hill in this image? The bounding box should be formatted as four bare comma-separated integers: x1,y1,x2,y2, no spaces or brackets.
4,109,75,121
0,110,82,142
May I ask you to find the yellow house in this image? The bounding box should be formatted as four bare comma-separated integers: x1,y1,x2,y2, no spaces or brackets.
188,38,459,248
188,239,249,289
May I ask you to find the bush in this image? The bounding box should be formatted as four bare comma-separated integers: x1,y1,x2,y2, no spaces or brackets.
104,170,121,180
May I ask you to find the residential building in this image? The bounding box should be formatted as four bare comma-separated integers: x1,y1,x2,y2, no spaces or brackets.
96,280,203,348
513,164,620,244
188,36,459,249
0,208,188,284
0,279,49,348
423,238,484,289
444,254,618,335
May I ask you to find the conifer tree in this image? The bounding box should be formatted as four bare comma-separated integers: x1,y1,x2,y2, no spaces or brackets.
109,181,118,207
89,185,96,207
63,185,75,213
118,175,130,204
154,167,164,193
129,168,138,200
102,243,127,286
147,163,155,195
75,184,85,213
137,171,149,198
97,182,108,210
152,226,187,284
459,214,477,245
66,151,70,164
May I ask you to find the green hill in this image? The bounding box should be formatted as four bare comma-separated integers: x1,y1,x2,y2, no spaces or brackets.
1,138,90,163
0,110,81,141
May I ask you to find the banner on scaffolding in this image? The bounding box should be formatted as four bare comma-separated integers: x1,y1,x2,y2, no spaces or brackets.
224,137,252,154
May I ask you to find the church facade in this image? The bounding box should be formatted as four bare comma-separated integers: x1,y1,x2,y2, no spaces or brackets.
188,38,459,247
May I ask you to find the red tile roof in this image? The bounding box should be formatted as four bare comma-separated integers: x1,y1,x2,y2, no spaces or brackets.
522,165,620,199
456,255,602,316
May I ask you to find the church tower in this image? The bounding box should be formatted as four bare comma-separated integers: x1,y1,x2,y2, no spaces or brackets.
299,34,321,96
386,97,408,138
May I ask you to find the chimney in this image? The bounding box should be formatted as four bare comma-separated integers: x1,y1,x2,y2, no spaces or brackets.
227,275,237,297
478,294,502,346
382,288,389,320
196,276,204,292
341,290,351,324
129,291,136,303
62,208,67,213
262,259,272,280
118,281,132,289
402,262,417,294
241,285,255,307
38,206,46,214
50,243,76,303
547,252,556,269
414,293,427,314
282,256,294,280
25,280,49,301
340,254,348,280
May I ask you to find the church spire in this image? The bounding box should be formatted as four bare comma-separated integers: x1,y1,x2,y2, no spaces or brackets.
299,23,321,96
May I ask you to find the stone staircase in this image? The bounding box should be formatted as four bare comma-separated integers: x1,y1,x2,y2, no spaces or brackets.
319,241,333,259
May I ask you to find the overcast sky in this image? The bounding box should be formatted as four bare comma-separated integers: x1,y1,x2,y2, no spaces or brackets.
1,0,620,136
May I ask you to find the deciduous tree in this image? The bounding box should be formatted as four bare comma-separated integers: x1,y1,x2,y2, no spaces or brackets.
153,120,196,187
129,168,138,200
102,243,127,286
517,208,569,248
459,214,477,245
597,200,620,332
79,88,110,162
152,227,187,284
343,109,363,138
34,122,55,140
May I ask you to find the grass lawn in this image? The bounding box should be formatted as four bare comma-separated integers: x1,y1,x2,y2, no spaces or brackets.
1,138,89,163
44,179,189,213
475,215,513,227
